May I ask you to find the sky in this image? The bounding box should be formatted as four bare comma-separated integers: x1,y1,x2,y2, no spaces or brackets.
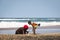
0,0,60,18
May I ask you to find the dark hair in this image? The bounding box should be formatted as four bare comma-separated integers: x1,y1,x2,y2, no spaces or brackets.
38,24,40,26
28,20,31,25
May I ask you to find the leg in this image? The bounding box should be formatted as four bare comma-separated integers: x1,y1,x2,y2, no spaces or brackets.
33,27,36,34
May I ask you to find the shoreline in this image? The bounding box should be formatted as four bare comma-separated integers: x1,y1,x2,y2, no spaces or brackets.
0,25,60,30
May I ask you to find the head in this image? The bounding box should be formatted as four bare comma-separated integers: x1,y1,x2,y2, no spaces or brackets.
28,20,31,25
38,24,40,26
23,25,28,30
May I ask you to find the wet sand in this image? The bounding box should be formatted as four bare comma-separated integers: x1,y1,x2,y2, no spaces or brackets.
0,25,60,30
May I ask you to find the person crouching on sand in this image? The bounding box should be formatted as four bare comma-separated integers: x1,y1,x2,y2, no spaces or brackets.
28,20,40,34
15,25,29,34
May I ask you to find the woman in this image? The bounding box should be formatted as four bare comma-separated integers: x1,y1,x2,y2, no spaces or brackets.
28,20,40,34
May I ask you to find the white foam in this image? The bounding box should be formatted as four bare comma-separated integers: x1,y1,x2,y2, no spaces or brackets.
0,22,30,28
0,21,60,28
37,22,60,27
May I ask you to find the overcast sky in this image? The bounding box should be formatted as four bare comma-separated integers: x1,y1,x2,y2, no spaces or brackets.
0,0,60,18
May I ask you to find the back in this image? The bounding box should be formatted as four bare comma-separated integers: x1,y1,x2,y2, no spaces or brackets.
15,27,24,34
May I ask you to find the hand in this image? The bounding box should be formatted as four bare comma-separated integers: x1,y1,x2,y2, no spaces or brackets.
26,31,29,34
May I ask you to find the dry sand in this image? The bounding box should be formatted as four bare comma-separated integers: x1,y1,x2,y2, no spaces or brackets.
0,33,60,40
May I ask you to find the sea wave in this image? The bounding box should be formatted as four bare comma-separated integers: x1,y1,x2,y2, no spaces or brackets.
0,18,60,22
0,21,60,28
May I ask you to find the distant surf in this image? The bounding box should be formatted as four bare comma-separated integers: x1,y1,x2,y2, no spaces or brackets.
0,18,60,28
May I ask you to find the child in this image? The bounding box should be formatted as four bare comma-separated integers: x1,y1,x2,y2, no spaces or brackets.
28,20,40,34
15,25,29,34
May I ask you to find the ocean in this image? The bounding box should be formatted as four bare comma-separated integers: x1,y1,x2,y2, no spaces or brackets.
0,18,60,34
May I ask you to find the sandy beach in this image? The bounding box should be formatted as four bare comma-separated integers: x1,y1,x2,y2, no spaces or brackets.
0,25,60,34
